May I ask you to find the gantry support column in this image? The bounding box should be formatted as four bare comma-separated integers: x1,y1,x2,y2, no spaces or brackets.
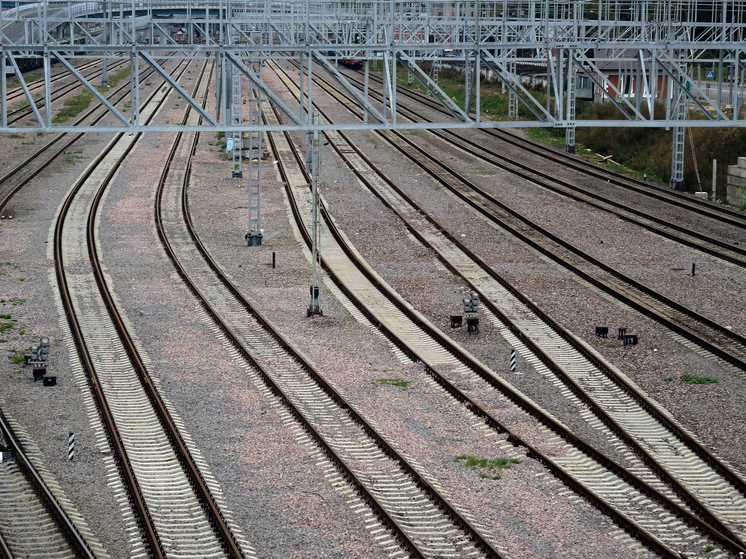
565,49,576,154
245,60,263,246
670,50,686,191
231,57,242,179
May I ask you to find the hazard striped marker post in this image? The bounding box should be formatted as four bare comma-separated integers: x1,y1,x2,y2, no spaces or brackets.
68,432,74,461
510,349,516,373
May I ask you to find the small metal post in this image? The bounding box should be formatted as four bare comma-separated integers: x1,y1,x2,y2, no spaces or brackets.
68,432,74,461
102,56,108,86
691,262,696,276
272,252,276,269
510,349,516,372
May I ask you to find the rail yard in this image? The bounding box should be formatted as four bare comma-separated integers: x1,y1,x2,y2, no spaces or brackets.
1,33,746,559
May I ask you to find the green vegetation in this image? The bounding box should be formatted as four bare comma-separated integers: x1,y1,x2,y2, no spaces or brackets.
64,150,85,164
681,374,718,385
0,322,14,333
454,455,521,479
6,348,26,365
433,433,463,446
391,60,746,201
372,378,411,389
53,92,94,123
703,543,715,553
663,377,673,382
7,134,23,139
9,298,26,306
0,314,11,320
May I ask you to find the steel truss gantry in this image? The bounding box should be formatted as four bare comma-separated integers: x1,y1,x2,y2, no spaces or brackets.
2,0,745,133
1,0,746,196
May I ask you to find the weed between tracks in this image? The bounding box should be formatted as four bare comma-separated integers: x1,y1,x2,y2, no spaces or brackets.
680,374,718,385
454,455,521,479
372,378,411,389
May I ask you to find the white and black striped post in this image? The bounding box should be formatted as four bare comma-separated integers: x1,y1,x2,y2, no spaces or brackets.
510,349,516,373
67,432,74,461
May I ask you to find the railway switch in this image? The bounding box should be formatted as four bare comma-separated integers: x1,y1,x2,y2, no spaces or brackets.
595,326,609,338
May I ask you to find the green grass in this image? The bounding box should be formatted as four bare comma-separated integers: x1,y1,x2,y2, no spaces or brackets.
0,322,14,333
53,93,94,123
526,127,567,150
433,434,463,446
63,150,85,164
9,298,25,306
7,134,23,139
454,455,521,479
7,348,26,365
372,378,411,389
663,377,673,382
0,314,11,320
703,543,714,553
681,374,718,385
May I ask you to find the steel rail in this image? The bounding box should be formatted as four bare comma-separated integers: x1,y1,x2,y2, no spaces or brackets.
4,58,105,104
348,68,746,230
54,130,164,559
154,126,434,558
318,121,746,553
87,58,246,559
0,532,11,559
269,59,746,558
153,99,495,558
4,58,129,126
264,76,679,556
380,129,746,366
0,412,96,559
0,61,164,215
274,123,685,559
307,65,746,502
53,56,197,559
294,60,746,372
340,68,746,266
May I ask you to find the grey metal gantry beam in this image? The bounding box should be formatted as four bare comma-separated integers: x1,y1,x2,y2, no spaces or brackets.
1,0,745,135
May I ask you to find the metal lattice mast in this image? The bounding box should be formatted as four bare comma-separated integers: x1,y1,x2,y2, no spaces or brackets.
464,51,474,115
507,59,517,119
670,50,687,191
565,49,576,154
231,58,242,179
246,60,263,246
308,112,322,317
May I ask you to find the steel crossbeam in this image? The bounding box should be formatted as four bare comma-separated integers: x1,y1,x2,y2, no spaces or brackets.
0,0,744,137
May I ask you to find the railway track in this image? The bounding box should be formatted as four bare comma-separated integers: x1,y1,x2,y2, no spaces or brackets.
0,59,163,218
4,58,113,106
344,66,746,233
293,60,746,376
52,57,248,558
0,409,103,559
269,60,746,558
4,58,129,126
337,67,746,267
152,60,506,559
